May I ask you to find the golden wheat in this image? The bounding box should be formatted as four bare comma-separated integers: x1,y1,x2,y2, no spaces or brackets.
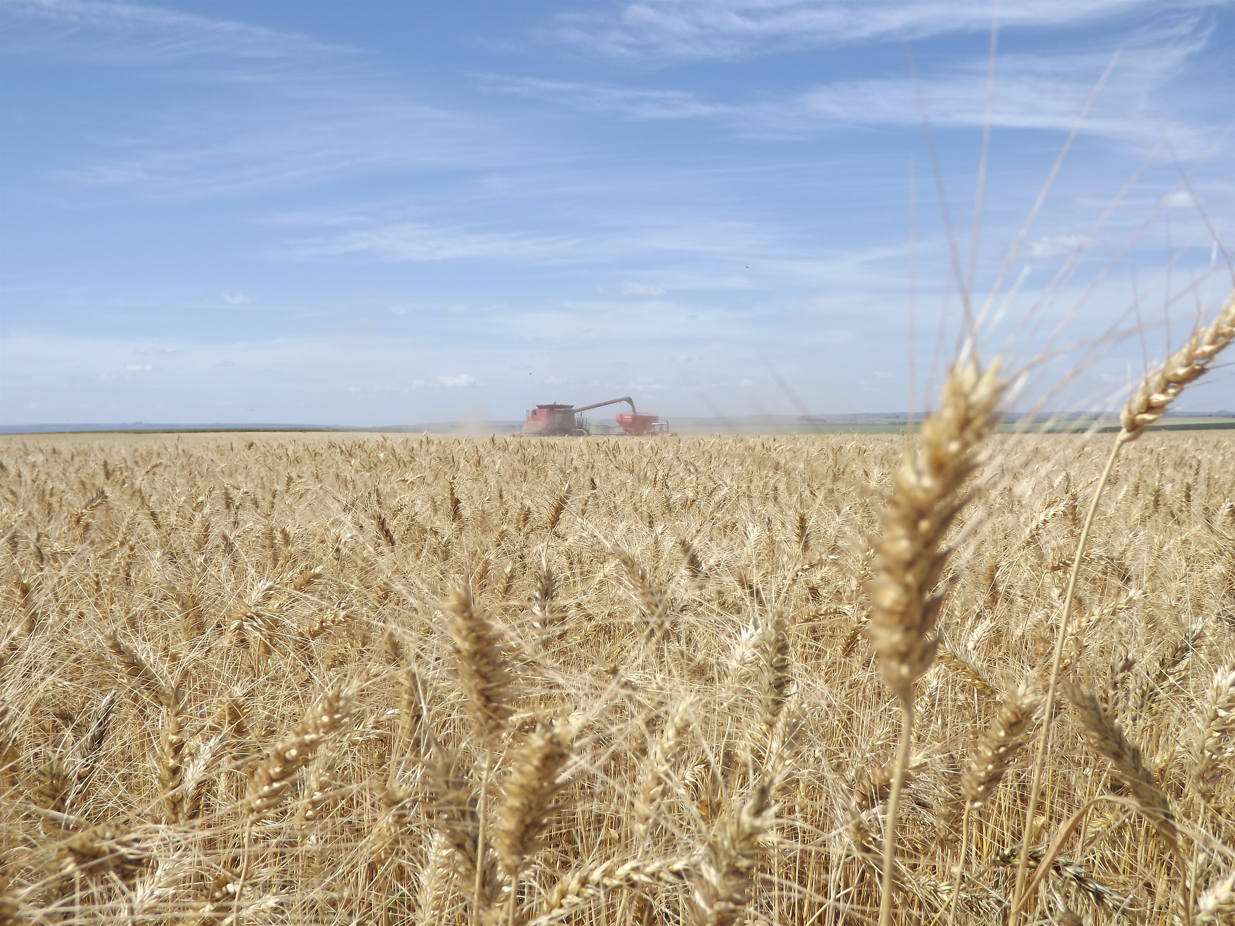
0,426,1231,924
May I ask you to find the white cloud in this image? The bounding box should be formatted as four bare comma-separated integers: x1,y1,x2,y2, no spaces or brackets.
1029,234,1095,259
620,280,666,296
1162,191,1200,209
126,363,154,372
389,304,412,315
223,290,252,305
739,378,754,386
875,371,894,379
445,303,474,315
438,374,476,387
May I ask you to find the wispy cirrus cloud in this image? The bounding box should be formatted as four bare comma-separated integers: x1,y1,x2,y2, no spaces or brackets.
1,0,351,62
620,280,666,296
261,207,829,275
474,74,727,120
259,203,931,300
544,0,1229,61
55,84,514,199
266,220,578,263
485,22,1221,152
6,3,523,201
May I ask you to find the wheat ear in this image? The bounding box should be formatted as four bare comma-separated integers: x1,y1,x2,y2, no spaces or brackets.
443,589,514,743
157,686,186,824
613,546,671,643
106,631,175,706
1015,288,1235,917
758,609,792,735
244,685,352,816
234,686,350,926
1193,666,1235,802
0,701,17,797
690,777,778,926
949,683,1041,926
546,483,571,533
494,722,574,926
961,682,1042,810
534,857,693,926
443,588,516,925
867,353,1004,926
1069,685,1180,850
635,703,692,847
1118,290,1235,441
423,748,496,903
1196,871,1235,925
0,877,19,925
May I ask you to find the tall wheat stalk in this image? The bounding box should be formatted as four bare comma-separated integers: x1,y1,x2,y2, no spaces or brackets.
1013,289,1235,919
867,352,1005,926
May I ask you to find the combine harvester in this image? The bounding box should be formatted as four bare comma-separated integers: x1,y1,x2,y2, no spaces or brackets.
522,395,675,436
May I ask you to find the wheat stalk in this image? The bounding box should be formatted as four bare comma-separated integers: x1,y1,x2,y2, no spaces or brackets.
867,352,1005,926
494,721,574,926
1015,289,1235,918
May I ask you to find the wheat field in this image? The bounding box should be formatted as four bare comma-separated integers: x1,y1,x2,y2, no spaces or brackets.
1,414,1233,925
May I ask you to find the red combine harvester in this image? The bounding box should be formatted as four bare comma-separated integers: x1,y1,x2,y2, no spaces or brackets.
523,396,675,436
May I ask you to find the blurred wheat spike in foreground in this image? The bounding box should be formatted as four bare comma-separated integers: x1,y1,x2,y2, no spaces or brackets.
867,354,1005,701
0,418,1233,924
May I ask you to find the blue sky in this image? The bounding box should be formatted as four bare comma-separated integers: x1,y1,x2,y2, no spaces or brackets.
1,0,1232,427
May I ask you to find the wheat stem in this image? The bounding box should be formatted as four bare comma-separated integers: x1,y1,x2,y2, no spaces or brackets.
1016,289,1235,920
879,697,914,926
947,806,971,926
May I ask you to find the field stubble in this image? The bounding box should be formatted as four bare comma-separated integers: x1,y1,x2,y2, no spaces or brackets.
0,425,1233,924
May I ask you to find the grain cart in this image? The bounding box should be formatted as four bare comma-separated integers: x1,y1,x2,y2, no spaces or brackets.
614,412,676,436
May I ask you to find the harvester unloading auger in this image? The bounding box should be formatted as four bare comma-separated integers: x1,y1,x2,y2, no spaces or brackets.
522,395,675,436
